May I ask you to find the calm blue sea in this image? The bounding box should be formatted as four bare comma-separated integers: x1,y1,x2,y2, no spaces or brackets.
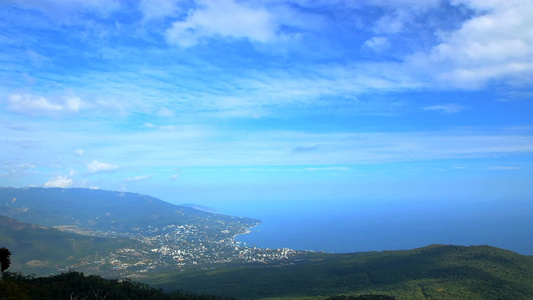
232,198,533,255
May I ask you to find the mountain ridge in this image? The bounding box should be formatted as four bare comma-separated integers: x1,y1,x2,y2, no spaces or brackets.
0,187,293,278
0,187,259,233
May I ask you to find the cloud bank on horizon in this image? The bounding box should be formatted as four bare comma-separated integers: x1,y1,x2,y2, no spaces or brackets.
1,0,532,203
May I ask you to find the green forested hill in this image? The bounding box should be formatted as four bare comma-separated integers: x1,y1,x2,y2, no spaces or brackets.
0,271,235,300
147,244,533,299
0,215,148,276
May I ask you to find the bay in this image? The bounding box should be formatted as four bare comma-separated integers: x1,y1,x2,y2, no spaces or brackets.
234,198,533,255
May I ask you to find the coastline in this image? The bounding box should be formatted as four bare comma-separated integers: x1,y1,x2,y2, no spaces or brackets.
233,223,261,247
227,199,533,255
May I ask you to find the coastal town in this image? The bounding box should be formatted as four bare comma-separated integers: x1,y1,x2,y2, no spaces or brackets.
57,218,301,277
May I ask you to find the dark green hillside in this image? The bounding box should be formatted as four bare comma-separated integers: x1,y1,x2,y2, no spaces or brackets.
0,271,234,300
147,244,533,299
0,215,150,276
0,187,258,233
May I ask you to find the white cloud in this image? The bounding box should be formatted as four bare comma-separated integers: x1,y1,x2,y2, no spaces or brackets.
90,127,533,167
75,149,85,156
303,167,350,172
373,10,408,34
157,107,174,117
7,94,87,116
139,0,182,21
293,145,319,152
143,123,176,130
44,176,73,188
26,49,50,67
487,166,521,170
125,175,153,182
8,94,63,113
19,163,35,169
368,1,441,34
169,174,180,181
166,0,277,47
5,0,120,23
87,160,119,173
159,125,176,131
363,37,390,52
63,96,86,112
238,166,350,172
408,0,533,88
422,103,464,114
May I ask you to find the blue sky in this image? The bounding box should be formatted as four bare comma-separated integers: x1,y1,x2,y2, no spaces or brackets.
1,0,532,212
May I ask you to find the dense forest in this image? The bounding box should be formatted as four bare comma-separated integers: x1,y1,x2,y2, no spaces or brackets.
0,271,235,300
147,244,533,299
0,271,395,300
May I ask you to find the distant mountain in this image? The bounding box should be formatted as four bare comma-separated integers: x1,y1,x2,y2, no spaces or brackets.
0,187,266,277
180,203,218,214
0,187,258,233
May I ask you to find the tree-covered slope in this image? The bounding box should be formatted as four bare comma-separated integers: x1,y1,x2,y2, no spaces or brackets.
0,215,149,276
0,271,235,300
147,244,533,299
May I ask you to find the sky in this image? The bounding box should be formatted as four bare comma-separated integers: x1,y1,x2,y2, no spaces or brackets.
1,0,533,214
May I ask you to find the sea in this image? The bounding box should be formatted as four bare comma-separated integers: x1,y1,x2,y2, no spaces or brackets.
229,198,533,255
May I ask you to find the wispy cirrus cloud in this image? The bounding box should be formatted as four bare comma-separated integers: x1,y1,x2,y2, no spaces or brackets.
86,160,119,173
166,0,280,47
1,0,529,123
293,145,320,153
363,37,390,53
422,103,464,114
2,0,120,24
1,0,532,200
7,94,88,116
124,175,153,182
486,166,522,170
64,127,533,168
238,166,351,172
139,0,183,21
